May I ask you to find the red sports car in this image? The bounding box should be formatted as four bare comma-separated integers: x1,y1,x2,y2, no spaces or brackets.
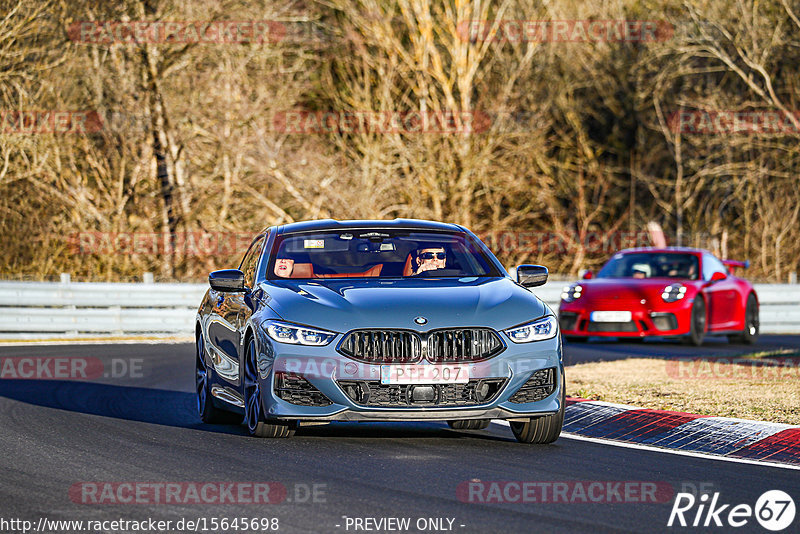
558,247,759,345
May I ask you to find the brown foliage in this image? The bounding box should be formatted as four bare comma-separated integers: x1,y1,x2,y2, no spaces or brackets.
0,0,798,281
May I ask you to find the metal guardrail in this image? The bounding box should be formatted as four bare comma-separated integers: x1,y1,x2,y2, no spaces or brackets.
0,279,797,337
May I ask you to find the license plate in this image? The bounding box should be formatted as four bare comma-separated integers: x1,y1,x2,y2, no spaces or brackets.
380,364,469,385
590,311,632,322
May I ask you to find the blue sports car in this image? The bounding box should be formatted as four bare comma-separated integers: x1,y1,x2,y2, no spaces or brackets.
195,219,565,443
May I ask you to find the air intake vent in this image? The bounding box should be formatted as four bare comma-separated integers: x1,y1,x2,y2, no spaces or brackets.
509,368,556,404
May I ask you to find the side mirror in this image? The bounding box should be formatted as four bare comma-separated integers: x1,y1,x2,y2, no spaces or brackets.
581,270,594,280
209,269,246,292
710,271,727,282
517,264,548,287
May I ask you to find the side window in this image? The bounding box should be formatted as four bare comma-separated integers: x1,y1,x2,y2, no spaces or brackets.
702,254,727,281
239,235,266,288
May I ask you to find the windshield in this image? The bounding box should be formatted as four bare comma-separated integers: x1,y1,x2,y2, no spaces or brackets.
596,252,700,280
265,230,500,279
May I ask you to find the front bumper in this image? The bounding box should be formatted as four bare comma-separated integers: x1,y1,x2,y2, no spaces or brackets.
558,300,693,338
254,327,564,422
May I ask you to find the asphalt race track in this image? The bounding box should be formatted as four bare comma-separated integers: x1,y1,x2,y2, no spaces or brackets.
1,341,799,534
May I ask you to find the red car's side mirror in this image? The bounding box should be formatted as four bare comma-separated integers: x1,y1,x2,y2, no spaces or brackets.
710,271,727,282
581,270,593,280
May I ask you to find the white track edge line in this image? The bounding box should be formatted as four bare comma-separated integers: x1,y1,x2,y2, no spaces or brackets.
492,420,800,471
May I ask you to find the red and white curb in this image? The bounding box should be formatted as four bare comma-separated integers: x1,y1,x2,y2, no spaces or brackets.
561,398,800,467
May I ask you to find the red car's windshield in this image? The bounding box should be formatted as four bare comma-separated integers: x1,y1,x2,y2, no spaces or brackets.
596,252,700,280
266,230,500,279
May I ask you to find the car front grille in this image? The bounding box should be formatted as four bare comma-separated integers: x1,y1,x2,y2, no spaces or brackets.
338,330,422,364
587,321,638,333
274,372,332,406
337,328,504,364
509,367,556,404
426,329,505,363
337,378,507,408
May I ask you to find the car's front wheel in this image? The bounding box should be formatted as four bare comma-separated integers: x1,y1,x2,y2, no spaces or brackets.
243,337,295,438
686,297,707,346
509,378,565,444
728,293,759,345
196,334,240,424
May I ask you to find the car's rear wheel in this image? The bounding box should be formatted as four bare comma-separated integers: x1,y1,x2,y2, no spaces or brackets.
686,297,707,346
447,419,490,430
196,334,240,424
728,293,759,345
243,337,295,438
509,377,565,444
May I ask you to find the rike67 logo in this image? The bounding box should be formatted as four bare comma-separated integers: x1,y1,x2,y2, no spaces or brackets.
668,490,795,531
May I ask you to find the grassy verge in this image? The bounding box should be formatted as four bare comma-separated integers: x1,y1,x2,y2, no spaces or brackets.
566,350,800,425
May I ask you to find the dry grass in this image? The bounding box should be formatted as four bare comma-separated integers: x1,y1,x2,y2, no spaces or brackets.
566,352,800,424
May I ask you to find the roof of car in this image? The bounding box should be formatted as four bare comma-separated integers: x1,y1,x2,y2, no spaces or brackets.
616,247,711,255
272,218,464,235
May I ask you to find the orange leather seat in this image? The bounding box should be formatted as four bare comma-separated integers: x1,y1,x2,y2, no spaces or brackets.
402,254,414,276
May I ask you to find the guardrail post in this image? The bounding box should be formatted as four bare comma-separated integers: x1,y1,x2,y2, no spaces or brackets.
59,273,78,335
790,272,797,284
143,272,154,284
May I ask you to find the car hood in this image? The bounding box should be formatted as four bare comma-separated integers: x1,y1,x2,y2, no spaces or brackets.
573,278,698,304
260,277,549,332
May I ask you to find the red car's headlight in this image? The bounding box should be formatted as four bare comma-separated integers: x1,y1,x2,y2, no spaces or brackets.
561,284,583,303
661,283,687,303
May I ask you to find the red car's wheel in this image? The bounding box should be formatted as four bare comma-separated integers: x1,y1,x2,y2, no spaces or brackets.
728,293,759,345
686,297,707,346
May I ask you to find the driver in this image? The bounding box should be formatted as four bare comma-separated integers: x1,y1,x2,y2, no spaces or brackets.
274,258,295,278
412,246,446,275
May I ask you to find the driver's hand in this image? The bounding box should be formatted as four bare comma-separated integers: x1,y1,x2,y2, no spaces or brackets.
415,263,438,274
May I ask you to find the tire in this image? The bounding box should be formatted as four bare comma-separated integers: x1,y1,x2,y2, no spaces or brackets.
728,293,759,345
196,334,240,424
564,336,587,343
685,297,707,346
243,336,295,438
447,419,490,430
509,374,565,444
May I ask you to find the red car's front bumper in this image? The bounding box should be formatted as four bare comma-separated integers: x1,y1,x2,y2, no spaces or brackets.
558,300,693,338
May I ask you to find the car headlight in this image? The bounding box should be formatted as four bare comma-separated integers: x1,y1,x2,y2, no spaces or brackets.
504,316,558,343
561,284,583,303
262,320,337,346
661,283,687,303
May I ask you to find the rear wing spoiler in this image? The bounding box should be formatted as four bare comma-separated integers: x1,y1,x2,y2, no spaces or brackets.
722,259,750,270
